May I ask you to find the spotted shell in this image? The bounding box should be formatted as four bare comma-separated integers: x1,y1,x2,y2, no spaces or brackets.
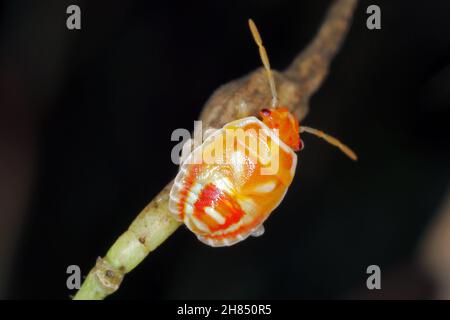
169,116,297,247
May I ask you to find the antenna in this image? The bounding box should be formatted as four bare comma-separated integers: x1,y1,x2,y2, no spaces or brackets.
248,19,278,108
300,126,358,161
249,20,357,161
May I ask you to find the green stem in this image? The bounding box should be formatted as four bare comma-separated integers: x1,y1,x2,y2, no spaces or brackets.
73,183,181,300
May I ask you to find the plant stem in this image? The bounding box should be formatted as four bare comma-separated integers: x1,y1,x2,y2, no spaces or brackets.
74,183,180,300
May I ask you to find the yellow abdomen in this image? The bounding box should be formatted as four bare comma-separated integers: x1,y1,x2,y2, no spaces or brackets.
169,117,297,247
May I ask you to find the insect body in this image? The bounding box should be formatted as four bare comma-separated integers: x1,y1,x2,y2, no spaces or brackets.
169,20,357,247
169,115,297,246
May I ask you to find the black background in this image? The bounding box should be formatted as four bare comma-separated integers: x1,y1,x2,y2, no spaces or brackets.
1,0,449,299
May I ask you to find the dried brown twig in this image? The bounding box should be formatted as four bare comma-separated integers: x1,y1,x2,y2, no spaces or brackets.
74,0,358,300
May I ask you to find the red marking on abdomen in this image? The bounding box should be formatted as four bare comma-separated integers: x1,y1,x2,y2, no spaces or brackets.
194,183,245,232
178,164,202,220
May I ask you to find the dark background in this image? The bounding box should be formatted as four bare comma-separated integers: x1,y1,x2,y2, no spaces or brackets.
1,0,449,299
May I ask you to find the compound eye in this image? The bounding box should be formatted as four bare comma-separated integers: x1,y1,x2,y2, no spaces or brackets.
260,108,271,116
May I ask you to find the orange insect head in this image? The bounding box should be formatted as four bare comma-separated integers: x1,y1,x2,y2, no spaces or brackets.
259,107,301,151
